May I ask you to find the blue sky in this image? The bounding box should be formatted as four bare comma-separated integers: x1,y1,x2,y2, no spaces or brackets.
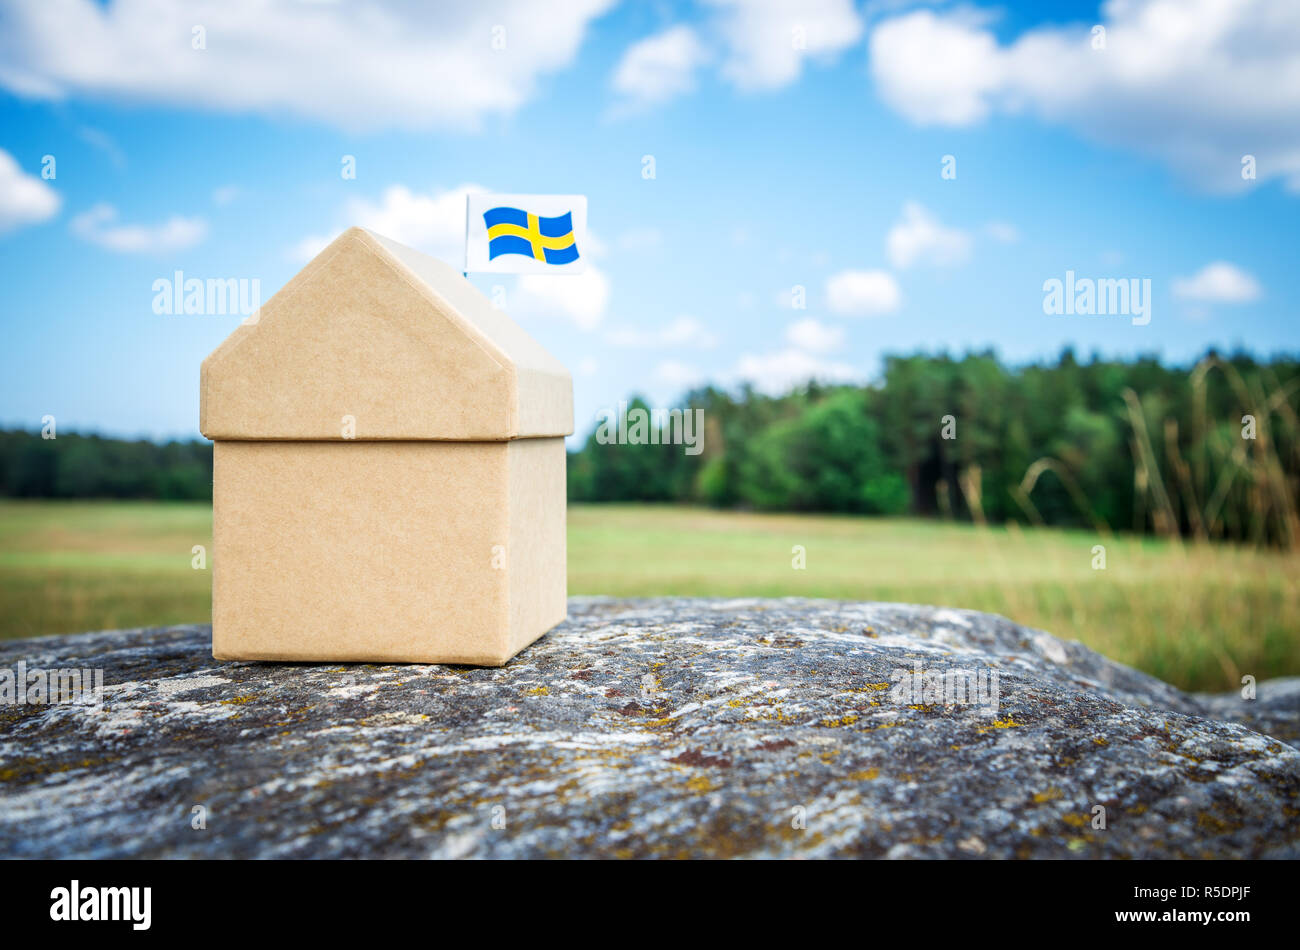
0,0,1297,443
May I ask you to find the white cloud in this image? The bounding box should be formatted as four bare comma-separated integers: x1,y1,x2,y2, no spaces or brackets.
353,183,482,259
292,182,487,264
517,267,610,330
825,268,901,316
731,347,857,395
655,359,707,389
212,184,240,206
869,9,1003,126
0,0,613,131
608,0,861,112
0,147,59,233
707,0,863,91
868,1,1300,191
611,25,708,111
785,317,844,353
886,201,971,269
605,315,718,348
1172,261,1262,303
70,203,206,253
291,181,609,330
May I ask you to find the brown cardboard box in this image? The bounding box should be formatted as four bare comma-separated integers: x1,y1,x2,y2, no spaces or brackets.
200,227,572,665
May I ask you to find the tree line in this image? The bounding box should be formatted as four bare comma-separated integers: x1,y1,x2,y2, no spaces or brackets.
0,430,213,501
3,348,1297,546
567,348,1300,547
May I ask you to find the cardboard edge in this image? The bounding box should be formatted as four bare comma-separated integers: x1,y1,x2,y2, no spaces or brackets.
211,647,511,666
357,226,575,440
200,229,360,440
348,227,523,438
201,226,575,441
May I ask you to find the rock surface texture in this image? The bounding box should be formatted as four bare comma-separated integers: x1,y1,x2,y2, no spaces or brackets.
1,597,1296,859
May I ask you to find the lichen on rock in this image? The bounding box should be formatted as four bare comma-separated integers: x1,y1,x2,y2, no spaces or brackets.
0,597,1296,858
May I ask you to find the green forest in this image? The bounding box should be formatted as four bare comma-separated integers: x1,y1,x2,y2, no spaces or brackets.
570,348,1299,547
4,348,1298,547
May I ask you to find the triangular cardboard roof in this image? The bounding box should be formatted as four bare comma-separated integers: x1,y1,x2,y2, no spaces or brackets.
200,227,573,441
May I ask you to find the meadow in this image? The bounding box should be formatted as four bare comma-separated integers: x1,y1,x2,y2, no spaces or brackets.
1,499,1296,692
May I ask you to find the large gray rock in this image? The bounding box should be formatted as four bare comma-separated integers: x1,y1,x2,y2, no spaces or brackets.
1,597,1296,858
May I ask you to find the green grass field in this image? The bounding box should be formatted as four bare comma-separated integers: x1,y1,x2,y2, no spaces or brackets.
2,499,1296,692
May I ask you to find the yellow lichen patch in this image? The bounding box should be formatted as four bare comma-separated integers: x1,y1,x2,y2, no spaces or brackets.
1062,812,1090,828
1092,737,1109,746
977,715,1021,733
1032,787,1063,803
524,686,550,696
863,682,891,691
818,714,860,727
219,694,257,705
2,754,122,783
848,768,881,780
865,720,903,731
685,774,717,793
1196,811,1244,833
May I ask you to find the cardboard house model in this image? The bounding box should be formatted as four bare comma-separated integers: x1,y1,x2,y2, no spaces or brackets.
200,227,572,665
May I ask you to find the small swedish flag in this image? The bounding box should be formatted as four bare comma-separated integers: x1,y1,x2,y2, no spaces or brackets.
484,207,580,265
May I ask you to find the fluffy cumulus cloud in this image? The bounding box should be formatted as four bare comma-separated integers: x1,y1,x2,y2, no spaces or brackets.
784,317,844,353
1172,262,1262,303
0,147,59,233
0,0,613,130
610,0,861,107
886,201,971,270
707,0,863,90
292,183,484,265
868,0,1300,191
825,268,901,316
730,347,857,395
70,203,206,252
654,359,707,390
611,25,709,112
516,268,610,331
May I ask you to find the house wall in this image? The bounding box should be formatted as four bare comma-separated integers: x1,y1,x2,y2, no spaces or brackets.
506,437,568,657
213,440,513,664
